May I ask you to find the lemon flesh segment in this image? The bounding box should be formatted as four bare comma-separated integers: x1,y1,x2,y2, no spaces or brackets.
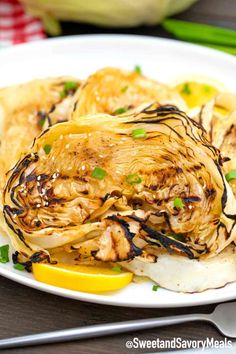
175,81,218,108
32,263,133,293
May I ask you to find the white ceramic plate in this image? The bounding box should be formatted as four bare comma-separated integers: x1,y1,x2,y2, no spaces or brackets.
0,34,236,308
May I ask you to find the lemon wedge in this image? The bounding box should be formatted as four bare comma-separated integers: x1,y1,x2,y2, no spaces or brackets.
32,263,133,293
175,81,219,108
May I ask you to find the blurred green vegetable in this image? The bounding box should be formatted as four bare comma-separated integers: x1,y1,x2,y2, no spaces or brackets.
20,0,197,35
162,19,236,55
163,19,236,46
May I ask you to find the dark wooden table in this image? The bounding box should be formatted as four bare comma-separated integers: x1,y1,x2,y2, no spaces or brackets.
1,0,236,353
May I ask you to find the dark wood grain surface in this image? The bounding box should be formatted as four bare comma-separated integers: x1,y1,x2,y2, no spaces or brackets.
1,0,236,353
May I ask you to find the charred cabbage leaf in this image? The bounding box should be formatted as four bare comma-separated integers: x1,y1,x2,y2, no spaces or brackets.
70,67,186,118
197,92,236,196
3,103,236,262
0,77,80,194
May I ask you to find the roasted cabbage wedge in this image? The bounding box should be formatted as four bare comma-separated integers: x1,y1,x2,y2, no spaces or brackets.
0,77,80,194
70,67,186,118
3,103,236,288
197,92,236,196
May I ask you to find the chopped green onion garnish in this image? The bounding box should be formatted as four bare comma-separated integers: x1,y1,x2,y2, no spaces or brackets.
112,266,122,273
126,173,142,185
113,107,128,115
134,65,142,74
38,112,47,129
131,128,147,139
14,263,25,271
169,233,185,242
204,85,211,92
181,83,191,95
91,167,107,180
60,90,66,98
121,85,128,93
0,244,9,263
225,170,236,182
43,144,52,155
64,81,78,92
152,284,159,291
174,197,185,208
39,117,46,128
60,81,78,98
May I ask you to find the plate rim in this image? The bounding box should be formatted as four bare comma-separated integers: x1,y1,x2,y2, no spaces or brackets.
1,264,236,308
0,32,236,59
